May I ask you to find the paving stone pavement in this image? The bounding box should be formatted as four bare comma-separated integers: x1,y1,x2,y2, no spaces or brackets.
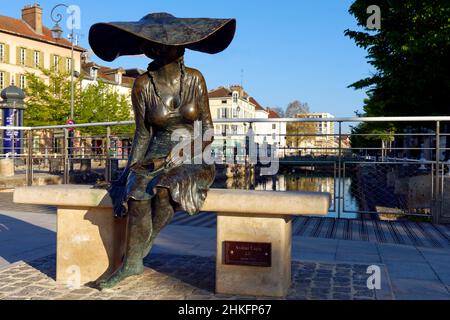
0,253,389,300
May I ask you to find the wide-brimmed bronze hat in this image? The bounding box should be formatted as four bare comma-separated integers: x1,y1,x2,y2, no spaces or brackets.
89,12,236,62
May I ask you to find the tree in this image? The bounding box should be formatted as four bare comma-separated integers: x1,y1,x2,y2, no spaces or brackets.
24,68,81,127
285,100,310,118
284,101,315,154
345,0,450,149
78,81,133,136
24,68,133,135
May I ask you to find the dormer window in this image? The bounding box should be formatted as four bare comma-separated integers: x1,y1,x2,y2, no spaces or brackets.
232,92,238,104
115,72,122,85
90,67,98,80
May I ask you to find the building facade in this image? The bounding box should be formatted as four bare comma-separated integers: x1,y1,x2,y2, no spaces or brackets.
0,4,85,93
286,112,337,156
80,59,137,98
208,85,286,158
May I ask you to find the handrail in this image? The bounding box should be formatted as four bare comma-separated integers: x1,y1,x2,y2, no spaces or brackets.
1,116,450,131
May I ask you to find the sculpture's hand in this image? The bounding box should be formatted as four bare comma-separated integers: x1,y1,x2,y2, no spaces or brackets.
111,166,130,187
165,151,185,169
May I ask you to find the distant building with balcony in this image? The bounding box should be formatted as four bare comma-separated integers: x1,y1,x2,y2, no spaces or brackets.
208,85,286,158
286,112,337,156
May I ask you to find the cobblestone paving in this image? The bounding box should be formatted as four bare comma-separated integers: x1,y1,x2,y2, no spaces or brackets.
0,254,390,300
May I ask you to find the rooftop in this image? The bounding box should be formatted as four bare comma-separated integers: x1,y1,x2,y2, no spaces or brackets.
208,86,280,116
0,14,85,52
81,61,136,88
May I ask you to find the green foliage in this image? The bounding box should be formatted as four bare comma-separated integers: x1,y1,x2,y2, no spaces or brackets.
24,68,80,127
24,68,134,136
345,0,450,147
78,80,133,136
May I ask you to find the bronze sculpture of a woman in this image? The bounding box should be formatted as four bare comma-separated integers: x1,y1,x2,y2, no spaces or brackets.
89,13,236,289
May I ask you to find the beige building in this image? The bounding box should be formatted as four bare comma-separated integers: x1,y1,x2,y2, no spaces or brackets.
287,112,337,156
208,85,286,158
0,4,85,93
298,112,335,136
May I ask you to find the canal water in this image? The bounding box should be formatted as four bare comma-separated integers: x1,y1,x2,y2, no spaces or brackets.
213,172,360,219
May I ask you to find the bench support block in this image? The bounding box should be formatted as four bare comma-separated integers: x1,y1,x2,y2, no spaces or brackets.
56,207,127,285
216,213,293,297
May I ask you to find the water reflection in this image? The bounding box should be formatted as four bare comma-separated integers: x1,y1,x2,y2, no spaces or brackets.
213,172,360,219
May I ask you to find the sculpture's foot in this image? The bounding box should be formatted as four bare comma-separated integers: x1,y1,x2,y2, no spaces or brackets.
97,262,144,290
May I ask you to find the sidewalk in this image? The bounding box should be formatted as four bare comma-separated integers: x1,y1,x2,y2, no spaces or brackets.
1,209,449,300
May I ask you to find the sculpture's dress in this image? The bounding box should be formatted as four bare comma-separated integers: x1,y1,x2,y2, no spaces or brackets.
110,64,215,217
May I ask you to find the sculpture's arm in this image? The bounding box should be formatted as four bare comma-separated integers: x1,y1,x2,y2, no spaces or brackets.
198,72,215,151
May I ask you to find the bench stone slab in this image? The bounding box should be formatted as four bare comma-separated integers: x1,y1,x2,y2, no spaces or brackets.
14,185,330,296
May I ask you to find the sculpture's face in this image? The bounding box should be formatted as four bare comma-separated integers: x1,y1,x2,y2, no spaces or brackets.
142,43,185,62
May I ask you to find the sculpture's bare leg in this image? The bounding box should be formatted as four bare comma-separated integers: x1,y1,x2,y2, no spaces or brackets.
142,187,174,257
98,199,152,289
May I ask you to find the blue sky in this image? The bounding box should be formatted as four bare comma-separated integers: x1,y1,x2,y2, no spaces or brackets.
2,0,372,117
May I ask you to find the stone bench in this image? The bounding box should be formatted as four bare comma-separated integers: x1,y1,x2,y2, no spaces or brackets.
13,185,330,297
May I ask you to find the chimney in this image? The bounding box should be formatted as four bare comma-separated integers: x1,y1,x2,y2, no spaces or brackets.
22,4,43,34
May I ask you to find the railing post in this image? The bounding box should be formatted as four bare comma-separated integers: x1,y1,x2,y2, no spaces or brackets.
105,126,111,183
63,128,70,184
337,121,342,218
26,129,33,186
433,121,441,224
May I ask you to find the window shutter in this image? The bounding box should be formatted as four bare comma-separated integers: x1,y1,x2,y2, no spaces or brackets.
16,47,21,65
4,44,10,64
26,48,33,67
5,72,10,86
50,54,54,70
59,57,65,74
39,51,44,69
15,73,20,87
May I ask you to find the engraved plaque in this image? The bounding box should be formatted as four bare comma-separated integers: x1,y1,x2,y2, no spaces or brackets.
223,241,271,267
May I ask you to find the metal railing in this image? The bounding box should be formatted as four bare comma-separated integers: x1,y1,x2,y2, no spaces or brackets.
1,116,449,222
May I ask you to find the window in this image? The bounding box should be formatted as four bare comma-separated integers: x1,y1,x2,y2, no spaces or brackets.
222,125,228,136
272,124,277,130
232,92,238,104
90,67,98,79
217,109,221,119
66,58,72,73
221,100,227,104
53,55,59,71
33,51,40,68
221,108,228,119
19,74,26,89
20,48,26,65
115,72,122,84
231,125,238,135
0,44,4,62
0,72,4,90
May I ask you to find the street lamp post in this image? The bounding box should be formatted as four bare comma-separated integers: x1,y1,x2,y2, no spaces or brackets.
50,3,76,120
51,4,77,174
